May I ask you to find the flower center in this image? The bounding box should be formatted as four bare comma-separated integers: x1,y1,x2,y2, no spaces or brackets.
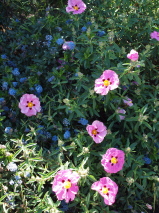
73,5,79,10
27,102,33,108
92,129,97,135
111,157,118,164
103,80,110,86
63,181,71,189
102,187,109,194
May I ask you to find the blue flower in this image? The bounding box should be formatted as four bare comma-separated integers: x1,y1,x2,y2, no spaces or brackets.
24,128,30,133
15,19,20,22
60,200,69,212
2,82,8,90
55,27,62,31
66,42,75,50
5,127,13,134
9,180,15,185
87,21,92,25
35,85,43,93
7,61,16,67
128,205,133,209
52,135,58,142
64,130,71,139
15,175,21,180
12,82,18,87
0,98,5,105
66,19,73,24
45,35,53,41
63,118,70,126
1,54,7,59
37,125,45,135
12,68,20,76
81,26,87,32
8,88,16,96
7,162,17,172
97,30,106,37
47,76,55,82
2,106,10,112
143,156,152,164
46,132,52,139
56,38,64,45
24,171,31,178
78,118,88,125
19,77,27,83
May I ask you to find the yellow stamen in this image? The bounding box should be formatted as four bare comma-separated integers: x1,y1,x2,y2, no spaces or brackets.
63,181,71,189
92,129,97,135
103,80,110,86
111,157,118,164
27,102,33,108
102,187,109,194
73,6,79,10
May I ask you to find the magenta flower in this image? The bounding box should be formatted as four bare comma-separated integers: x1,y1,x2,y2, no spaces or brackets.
66,0,86,14
150,31,159,41
117,107,126,121
123,97,133,107
127,49,139,61
94,70,119,95
52,169,80,203
91,177,118,205
101,148,125,173
86,120,107,143
18,94,41,116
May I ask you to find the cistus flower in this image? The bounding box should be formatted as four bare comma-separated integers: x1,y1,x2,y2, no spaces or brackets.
94,70,119,95
7,162,18,172
123,97,133,107
18,94,41,116
56,38,64,45
66,0,86,14
62,41,75,50
101,148,125,173
91,177,118,205
117,107,126,120
86,120,107,143
52,169,80,203
150,31,159,41
127,49,139,61
78,118,88,125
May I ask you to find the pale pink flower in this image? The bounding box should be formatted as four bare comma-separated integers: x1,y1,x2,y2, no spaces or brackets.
146,203,152,210
91,177,118,205
94,70,119,95
86,120,107,143
66,0,86,14
150,31,159,41
117,107,126,120
52,169,80,203
18,94,41,116
101,148,125,173
127,49,139,61
123,97,133,107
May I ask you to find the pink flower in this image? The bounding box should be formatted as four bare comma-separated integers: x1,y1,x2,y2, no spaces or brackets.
18,94,41,116
146,203,152,210
150,31,159,41
91,177,118,205
86,120,107,143
94,70,119,95
123,97,133,107
117,107,126,120
127,49,139,61
66,0,86,14
101,148,125,173
52,169,80,203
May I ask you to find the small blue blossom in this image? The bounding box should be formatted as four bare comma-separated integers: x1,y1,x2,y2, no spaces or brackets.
35,85,43,93
2,106,10,112
12,82,18,87
64,130,71,139
45,35,53,41
5,127,13,134
46,40,51,47
47,76,55,82
68,42,75,50
24,128,30,133
9,180,15,185
37,125,45,135
9,88,16,96
60,200,69,212
12,68,20,76
78,118,88,125
0,98,5,105
15,19,20,22
128,205,133,209
63,118,70,126
87,21,92,25
52,135,58,142
143,156,152,164
56,38,64,45
81,26,87,32
66,19,73,24
97,30,106,37
24,171,31,178
2,82,8,90
19,77,27,83
7,61,16,67
15,175,21,180
46,132,52,139
55,27,62,31
7,162,17,172
1,54,7,59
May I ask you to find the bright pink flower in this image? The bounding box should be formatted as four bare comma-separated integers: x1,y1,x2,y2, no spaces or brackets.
101,148,125,173
91,177,118,205
66,0,86,14
127,49,139,61
117,107,126,120
150,31,159,41
86,120,107,143
123,97,133,107
18,94,41,116
94,70,119,95
52,169,80,203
